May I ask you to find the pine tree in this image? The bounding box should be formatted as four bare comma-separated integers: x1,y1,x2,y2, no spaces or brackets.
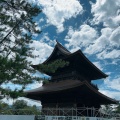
0,0,42,99
0,0,68,99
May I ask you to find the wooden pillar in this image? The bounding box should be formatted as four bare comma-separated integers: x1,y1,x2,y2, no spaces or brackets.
56,103,58,116
74,103,77,108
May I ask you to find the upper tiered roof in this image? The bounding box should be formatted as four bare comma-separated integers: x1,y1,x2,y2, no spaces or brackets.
32,41,108,80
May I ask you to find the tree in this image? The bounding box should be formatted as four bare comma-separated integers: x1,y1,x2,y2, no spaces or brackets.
0,101,9,110
0,0,68,99
13,100,27,109
12,100,41,115
0,100,41,115
0,0,42,98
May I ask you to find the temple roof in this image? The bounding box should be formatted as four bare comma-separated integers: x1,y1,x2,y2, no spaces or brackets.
43,41,71,64
64,50,108,79
32,41,108,80
25,80,118,104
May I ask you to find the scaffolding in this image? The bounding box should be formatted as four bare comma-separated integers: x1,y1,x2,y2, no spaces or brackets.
0,107,120,120
40,107,116,118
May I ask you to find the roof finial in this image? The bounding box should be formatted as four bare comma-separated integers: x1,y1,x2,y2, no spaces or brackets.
56,40,59,44
56,40,62,46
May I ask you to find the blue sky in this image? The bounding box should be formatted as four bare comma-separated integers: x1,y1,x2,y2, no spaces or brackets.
2,0,120,105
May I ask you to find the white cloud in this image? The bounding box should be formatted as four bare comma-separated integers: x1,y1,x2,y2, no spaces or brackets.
28,40,53,64
109,27,120,46
26,81,42,90
2,98,14,105
62,0,120,62
39,18,44,22
104,77,120,91
37,0,83,32
99,76,120,100
93,61,103,70
2,97,41,106
65,24,98,52
84,28,111,54
18,97,41,106
97,49,120,59
1,82,23,91
99,89,120,100
40,33,56,46
91,0,120,28
83,0,120,60
84,27,120,59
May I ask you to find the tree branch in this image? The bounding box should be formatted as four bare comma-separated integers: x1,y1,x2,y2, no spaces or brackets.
0,21,21,45
2,0,18,10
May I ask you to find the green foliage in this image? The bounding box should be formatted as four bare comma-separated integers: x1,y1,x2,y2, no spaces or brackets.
0,0,42,98
116,103,120,113
0,87,26,100
38,59,69,73
13,100,27,109
0,101,9,110
0,0,69,100
0,100,41,115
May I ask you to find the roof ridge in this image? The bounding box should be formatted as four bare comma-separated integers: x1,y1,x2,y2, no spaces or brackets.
56,40,71,54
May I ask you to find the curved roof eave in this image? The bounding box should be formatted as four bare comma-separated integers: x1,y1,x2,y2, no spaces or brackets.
63,50,108,78
25,80,118,104
84,81,118,104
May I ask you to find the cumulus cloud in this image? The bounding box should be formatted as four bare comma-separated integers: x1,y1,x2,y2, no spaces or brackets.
84,27,120,59
93,61,103,70
40,33,56,46
28,40,53,64
2,97,41,106
37,0,83,32
103,77,120,91
1,82,23,91
97,49,120,59
26,81,42,91
109,27,120,46
64,0,120,61
65,24,98,52
99,76,120,100
2,98,14,105
99,89,120,100
91,0,120,28
84,28,111,54
80,0,120,61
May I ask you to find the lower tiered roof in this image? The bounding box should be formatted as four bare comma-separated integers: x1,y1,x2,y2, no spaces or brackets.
25,80,118,105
